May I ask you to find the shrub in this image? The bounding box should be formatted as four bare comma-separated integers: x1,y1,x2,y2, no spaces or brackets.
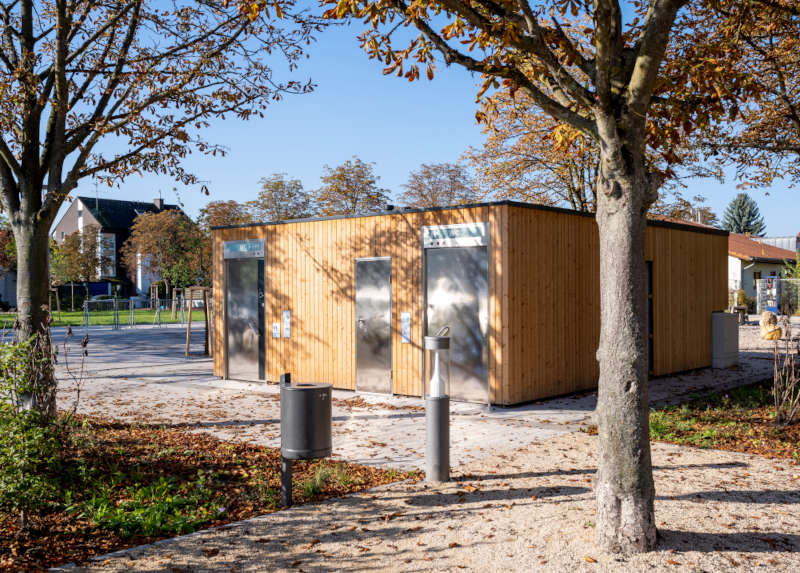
773,338,800,425
0,411,61,527
736,289,756,313
0,337,61,528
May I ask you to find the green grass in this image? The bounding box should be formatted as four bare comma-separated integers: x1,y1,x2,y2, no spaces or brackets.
646,380,800,459
66,473,217,539
302,467,334,498
0,309,194,329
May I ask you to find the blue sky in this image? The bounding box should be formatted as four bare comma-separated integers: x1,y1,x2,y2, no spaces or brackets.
63,22,799,237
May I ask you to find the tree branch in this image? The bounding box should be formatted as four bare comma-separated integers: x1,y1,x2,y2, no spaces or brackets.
626,0,689,125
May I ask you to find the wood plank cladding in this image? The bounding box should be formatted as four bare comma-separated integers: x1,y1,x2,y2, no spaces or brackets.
212,201,728,405
504,204,728,404
213,206,501,399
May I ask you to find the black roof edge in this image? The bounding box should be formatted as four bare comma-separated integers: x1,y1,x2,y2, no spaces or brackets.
210,199,729,237
74,195,179,209
749,256,797,264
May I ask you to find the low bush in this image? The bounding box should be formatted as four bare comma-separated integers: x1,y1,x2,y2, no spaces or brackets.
0,337,62,529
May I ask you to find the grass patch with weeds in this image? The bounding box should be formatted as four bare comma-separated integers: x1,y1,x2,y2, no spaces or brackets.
0,415,416,570
581,380,800,461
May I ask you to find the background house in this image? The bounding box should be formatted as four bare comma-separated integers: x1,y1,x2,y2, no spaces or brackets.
728,232,796,299
51,197,181,296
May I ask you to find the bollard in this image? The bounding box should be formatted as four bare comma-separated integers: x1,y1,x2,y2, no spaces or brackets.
424,334,451,483
425,395,450,482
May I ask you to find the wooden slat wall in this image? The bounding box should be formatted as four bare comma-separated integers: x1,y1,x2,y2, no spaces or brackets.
504,205,728,404
212,206,504,399
212,204,727,405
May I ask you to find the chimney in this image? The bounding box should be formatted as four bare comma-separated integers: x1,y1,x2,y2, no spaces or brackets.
745,231,751,238
153,198,164,210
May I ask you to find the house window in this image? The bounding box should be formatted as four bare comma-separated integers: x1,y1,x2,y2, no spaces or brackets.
753,271,761,290
60,231,64,240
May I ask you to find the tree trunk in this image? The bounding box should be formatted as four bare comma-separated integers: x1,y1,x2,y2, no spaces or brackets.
593,162,657,553
70,282,74,312
13,222,57,419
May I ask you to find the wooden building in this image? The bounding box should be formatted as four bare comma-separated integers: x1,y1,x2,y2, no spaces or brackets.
212,201,728,406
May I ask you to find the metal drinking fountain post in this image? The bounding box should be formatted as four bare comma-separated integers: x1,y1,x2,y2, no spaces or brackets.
424,328,451,483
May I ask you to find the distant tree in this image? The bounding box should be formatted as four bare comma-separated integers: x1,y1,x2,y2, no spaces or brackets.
651,194,719,226
0,230,15,272
249,174,316,221
48,239,81,311
784,253,800,279
316,157,390,215
697,3,800,188
721,193,767,235
199,201,254,229
466,92,722,214
121,210,206,297
400,163,478,208
58,226,112,298
465,95,599,211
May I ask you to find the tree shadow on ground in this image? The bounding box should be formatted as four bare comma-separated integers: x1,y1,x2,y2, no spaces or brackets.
658,529,800,553
461,460,747,482
405,485,589,507
658,489,800,504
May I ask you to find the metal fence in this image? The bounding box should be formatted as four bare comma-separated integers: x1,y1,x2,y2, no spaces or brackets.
78,297,212,329
756,278,800,315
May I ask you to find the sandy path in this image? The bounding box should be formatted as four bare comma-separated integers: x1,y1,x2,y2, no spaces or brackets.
52,317,800,571
62,431,800,573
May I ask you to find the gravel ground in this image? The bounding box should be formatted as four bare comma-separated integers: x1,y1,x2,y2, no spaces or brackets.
55,320,783,471
61,431,800,573
51,318,800,571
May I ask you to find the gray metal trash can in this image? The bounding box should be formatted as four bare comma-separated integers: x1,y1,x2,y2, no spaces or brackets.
280,382,332,460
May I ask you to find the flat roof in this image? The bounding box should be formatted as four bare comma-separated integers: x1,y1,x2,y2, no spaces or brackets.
211,199,729,237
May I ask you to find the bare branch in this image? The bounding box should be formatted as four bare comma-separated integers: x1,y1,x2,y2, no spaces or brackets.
626,0,690,124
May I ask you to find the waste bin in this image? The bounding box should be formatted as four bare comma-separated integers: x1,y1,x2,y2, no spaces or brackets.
280,382,332,460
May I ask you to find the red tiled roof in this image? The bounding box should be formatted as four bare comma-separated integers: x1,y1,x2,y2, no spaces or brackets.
729,233,797,263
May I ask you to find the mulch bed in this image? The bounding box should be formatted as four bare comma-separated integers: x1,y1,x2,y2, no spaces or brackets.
0,415,414,571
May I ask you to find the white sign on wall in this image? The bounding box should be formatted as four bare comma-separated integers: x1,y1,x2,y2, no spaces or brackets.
401,312,411,344
422,222,489,248
272,322,280,338
282,310,291,338
223,238,265,259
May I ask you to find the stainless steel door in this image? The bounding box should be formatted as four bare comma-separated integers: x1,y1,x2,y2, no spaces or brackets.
425,247,489,402
225,259,265,381
355,258,392,394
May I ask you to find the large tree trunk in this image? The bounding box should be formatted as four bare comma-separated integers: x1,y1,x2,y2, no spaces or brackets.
593,160,657,553
13,222,57,419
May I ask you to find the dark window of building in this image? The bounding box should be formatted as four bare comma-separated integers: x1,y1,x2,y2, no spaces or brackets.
753,271,761,290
